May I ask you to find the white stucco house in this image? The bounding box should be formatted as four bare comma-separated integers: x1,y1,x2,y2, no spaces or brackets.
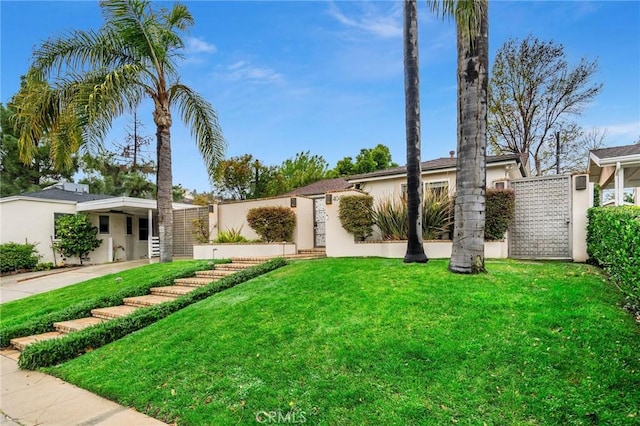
0,182,196,264
588,143,640,205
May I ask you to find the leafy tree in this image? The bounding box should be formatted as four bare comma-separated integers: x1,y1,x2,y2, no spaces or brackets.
53,214,102,265
268,151,329,195
488,35,602,176
330,144,399,177
430,0,489,274
79,149,155,197
12,0,225,263
402,0,427,263
213,154,275,200
1,103,77,197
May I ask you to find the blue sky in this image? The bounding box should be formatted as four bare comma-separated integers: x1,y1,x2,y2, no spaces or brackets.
1,0,639,192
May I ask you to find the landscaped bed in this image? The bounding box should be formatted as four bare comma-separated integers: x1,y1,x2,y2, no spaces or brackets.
37,258,639,425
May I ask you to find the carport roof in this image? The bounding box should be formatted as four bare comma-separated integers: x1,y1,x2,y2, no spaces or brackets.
588,143,640,188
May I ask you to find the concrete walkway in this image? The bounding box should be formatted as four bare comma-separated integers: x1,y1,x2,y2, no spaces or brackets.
0,354,166,425
1,259,166,425
0,260,152,303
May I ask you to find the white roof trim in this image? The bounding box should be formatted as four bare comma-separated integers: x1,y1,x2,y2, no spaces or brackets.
590,151,640,167
77,197,195,212
0,196,77,205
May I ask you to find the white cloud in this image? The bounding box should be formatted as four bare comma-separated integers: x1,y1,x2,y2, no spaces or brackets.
326,1,402,38
601,121,640,142
185,36,217,54
216,61,283,84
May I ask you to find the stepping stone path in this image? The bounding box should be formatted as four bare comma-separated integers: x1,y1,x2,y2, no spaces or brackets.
9,250,325,352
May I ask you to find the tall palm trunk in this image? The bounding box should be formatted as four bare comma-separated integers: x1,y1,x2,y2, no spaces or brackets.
155,103,173,263
449,1,488,273
403,0,428,264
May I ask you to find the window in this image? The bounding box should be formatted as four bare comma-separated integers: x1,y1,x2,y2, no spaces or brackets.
126,217,133,235
53,213,73,238
99,215,110,234
139,218,149,241
425,180,449,198
401,180,449,199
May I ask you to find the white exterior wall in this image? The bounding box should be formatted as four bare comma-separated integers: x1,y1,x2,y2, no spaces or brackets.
214,196,314,248
572,175,592,262
359,163,521,202
0,198,76,264
325,190,508,259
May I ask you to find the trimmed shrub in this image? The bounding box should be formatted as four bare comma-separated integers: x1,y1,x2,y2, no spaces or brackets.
339,195,374,240
53,214,102,264
246,206,296,242
0,242,41,273
587,206,640,313
18,258,287,369
485,189,515,240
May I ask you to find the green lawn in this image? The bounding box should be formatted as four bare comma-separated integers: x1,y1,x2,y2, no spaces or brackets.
44,258,639,425
0,260,211,329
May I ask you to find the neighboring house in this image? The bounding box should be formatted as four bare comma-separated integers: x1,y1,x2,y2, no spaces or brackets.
0,182,196,264
347,154,525,201
588,143,640,206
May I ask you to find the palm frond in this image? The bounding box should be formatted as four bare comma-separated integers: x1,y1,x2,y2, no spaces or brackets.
426,0,486,42
169,84,226,178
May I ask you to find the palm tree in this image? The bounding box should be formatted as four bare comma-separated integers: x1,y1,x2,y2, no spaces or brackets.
403,0,428,263
12,0,225,263
429,0,488,273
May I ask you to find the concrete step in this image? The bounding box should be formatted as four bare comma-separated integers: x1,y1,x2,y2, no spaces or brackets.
297,249,326,254
91,305,139,320
230,257,270,264
150,285,197,297
123,294,176,307
54,317,105,333
173,277,215,287
195,269,236,279
214,263,254,271
11,331,64,351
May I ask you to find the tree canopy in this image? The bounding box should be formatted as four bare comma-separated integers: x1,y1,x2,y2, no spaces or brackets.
488,35,602,176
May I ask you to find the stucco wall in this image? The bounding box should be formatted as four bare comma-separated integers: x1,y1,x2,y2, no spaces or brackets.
0,198,76,264
572,175,592,262
212,196,314,249
325,190,508,259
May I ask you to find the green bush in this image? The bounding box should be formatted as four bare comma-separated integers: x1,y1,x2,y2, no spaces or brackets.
246,206,296,242
587,206,640,313
0,242,41,273
18,258,287,369
373,190,453,241
339,195,375,240
215,226,249,243
485,189,515,240
53,214,102,264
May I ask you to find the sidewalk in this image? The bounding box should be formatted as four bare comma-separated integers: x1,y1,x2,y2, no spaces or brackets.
0,354,166,425
0,259,152,304
1,259,167,425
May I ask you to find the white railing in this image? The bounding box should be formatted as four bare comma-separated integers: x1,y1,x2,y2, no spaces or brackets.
150,236,160,258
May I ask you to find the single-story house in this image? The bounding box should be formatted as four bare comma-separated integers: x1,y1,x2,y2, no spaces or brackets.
0,182,197,264
588,143,640,205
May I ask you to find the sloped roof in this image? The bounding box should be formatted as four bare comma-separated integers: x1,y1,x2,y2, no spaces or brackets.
18,188,115,203
590,143,640,160
284,178,352,197
347,154,521,181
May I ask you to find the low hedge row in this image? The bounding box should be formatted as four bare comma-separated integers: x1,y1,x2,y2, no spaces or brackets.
18,257,287,369
0,261,214,347
587,206,640,314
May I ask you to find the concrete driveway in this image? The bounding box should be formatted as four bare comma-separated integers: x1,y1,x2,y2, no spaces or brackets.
0,259,152,304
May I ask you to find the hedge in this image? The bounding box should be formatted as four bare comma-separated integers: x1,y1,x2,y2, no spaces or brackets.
339,195,375,240
587,206,640,314
485,189,515,240
0,242,41,273
18,258,287,369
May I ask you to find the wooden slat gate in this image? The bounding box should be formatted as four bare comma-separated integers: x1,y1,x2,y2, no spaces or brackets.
173,207,209,257
509,175,572,259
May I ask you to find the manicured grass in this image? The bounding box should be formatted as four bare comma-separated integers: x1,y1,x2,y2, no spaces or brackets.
46,258,639,425
0,260,211,329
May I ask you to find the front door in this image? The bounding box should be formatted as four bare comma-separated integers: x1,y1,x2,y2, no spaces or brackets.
314,198,326,248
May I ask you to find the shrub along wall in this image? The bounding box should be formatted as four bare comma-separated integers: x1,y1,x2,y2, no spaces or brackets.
587,206,640,314
485,189,515,240
339,195,375,240
0,242,41,273
18,258,287,369
247,206,296,242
